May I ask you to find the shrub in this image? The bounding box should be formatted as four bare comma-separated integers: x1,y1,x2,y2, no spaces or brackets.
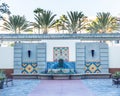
0,70,6,81
112,71,120,79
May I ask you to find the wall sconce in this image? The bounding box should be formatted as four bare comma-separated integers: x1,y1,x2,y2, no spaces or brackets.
91,49,95,57
28,50,31,58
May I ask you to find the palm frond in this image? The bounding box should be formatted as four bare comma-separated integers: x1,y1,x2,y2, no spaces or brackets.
34,10,56,34
87,12,119,33
2,15,31,33
65,11,85,33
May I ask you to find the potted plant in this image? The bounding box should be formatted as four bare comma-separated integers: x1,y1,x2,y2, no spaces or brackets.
112,71,120,80
0,70,6,89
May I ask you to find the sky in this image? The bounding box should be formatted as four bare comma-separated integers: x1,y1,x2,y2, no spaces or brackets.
2,0,120,21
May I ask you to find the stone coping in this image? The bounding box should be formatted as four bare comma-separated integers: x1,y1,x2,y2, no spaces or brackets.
12,73,111,77
12,74,82,79
12,74,39,76
1,33,120,41
82,73,111,75
12,73,82,76
12,73,111,79
12,73,111,75
82,73,111,79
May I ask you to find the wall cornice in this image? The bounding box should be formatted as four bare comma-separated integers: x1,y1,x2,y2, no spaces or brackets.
0,33,120,41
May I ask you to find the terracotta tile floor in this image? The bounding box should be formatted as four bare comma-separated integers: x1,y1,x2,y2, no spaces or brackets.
28,80,95,96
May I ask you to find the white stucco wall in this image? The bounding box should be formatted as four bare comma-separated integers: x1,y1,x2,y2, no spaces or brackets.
0,47,14,69
109,45,120,68
0,40,80,69
42,40,80,62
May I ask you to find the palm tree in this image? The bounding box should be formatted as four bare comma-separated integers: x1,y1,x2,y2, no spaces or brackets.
41,10,56,34
65,11,86,33
33,8,43,15
34,10,56,34
53,15,68,33
87,12,119,33
33,14,41,33
60,15,68,33
53,19,62,32
2,15,31,34
33,8,44,33
0,3,11,19
87,21,101,33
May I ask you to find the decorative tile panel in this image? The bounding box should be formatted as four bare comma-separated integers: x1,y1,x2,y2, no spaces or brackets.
53,47,69,62
21,63,38,74
84,62,101,73
47,62,75,69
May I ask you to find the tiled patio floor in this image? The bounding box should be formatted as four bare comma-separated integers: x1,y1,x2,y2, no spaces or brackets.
0,79,120,96
0,80,40,96
82,79,120,96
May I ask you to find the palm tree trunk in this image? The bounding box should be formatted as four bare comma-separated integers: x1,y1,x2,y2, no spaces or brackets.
56,26,59,32
18,28,20,34
73,31,77,34
38,28,40,34
15,30,17,34
43,27,48,34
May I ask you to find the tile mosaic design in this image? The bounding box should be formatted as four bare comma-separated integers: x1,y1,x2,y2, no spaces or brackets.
21,63,38,74
84,62,101,73
53,47,69,62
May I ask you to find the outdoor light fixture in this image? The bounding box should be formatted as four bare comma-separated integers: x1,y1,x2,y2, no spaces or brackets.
91,49,95,57
28,50,31,58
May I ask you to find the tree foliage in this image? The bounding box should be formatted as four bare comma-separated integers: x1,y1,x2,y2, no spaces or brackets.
65,11,86,33
2,15,31,33
34,9,56,34
87,12,119,33
0,2,11,19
